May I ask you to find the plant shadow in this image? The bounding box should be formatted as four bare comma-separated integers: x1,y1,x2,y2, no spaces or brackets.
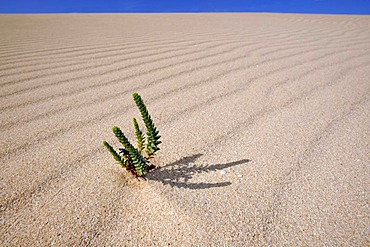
146,154,251,189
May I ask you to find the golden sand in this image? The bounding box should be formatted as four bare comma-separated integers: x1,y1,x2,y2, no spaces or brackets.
1,13,369,245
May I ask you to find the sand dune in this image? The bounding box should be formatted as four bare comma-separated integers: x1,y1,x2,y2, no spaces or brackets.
1,13,369,245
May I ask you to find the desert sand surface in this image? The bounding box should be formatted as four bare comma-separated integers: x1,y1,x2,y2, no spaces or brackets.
0,13,369,245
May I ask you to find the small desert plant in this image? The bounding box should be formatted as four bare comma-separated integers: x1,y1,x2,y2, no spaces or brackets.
103,93,161,177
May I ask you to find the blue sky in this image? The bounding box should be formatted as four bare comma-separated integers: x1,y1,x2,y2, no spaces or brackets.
0,0,369,14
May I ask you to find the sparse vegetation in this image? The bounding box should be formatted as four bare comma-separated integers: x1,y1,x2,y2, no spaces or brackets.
103,93,161,177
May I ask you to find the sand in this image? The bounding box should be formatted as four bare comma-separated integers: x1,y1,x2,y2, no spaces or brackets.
0,13,369,245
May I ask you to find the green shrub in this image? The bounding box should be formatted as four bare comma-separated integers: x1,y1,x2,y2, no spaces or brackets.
103,93,161,177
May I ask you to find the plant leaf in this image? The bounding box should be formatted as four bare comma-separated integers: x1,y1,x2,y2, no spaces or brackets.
133,118,145,153
132,93,161,158
103,140,125,168
112,126,147,176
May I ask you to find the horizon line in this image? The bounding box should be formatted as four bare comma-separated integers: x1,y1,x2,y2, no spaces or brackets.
1,11,369,15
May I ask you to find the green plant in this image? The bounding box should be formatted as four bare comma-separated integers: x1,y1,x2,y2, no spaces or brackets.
103,93,161,177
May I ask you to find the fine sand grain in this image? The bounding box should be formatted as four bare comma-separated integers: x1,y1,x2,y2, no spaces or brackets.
0,13,369,245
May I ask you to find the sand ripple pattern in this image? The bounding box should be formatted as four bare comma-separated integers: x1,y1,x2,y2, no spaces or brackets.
1,14,369,246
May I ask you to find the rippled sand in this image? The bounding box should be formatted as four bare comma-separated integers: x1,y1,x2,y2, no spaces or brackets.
1,13,369,245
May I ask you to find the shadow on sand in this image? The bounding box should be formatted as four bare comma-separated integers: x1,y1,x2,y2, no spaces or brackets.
147,154,251,189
